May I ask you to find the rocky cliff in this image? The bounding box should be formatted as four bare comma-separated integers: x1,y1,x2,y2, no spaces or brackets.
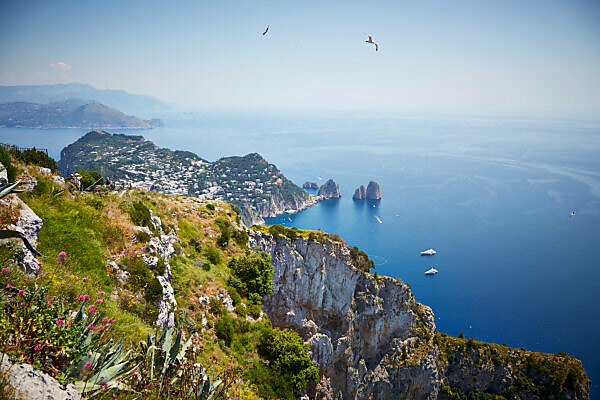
366,181,381,200
303,182,319,189
248,229,589,400
318,179,341,200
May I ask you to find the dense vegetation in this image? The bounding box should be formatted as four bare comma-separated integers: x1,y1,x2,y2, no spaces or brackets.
0,155,319,399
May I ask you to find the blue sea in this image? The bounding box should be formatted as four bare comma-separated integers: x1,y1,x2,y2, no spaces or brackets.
2,111,599,397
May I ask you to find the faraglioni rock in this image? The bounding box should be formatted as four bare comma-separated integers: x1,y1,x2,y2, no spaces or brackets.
303,181,319,189
352,185,366,200
366,180,382,200
317,179,341,199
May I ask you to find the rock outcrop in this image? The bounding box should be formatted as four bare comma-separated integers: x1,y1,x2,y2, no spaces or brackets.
249,230,441,399
352,185,366,200
1,353,82,400
248,229,590,400
366,181,381,200
137,211,177,328
303,182,319,189
317,179,341,200
0,184,43,275
0,161,7,184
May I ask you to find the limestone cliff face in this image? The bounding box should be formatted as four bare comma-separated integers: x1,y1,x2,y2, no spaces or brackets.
366,181,381,200
248,229,590,400
318,179,341,200
249,230,441,399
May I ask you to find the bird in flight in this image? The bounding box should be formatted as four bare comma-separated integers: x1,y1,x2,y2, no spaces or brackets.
570,210,576,217
262,26,269,36
365,35,378,51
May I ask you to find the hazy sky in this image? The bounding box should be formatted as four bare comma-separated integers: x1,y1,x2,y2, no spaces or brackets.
1,0,599,116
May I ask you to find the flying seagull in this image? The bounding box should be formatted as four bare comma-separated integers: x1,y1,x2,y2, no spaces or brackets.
570,210,576,217
262,26,269,36
365,35,378,51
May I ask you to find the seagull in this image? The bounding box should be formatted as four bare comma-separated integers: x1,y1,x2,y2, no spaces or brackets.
262,26,269,36
365,35,378,51
570,210,576,217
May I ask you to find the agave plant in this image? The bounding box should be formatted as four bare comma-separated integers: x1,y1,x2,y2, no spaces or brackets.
189,364,223,400
138,322,192,381
0,180,24,199
64,302,138,397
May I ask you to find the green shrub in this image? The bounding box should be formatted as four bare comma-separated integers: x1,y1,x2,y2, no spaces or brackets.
123,256,153,292
203,246,221,265
214,314,235,346
252,326,319,397
206,203,215,211
7,146,57,172
235,304,247,318
189,237,202,252
247,304,262,319
233,229,249,247
215,217,231,248
227,251,273,300
349,246,375,272
128,201,152,228
227,286,241,306
209,297,226,317
134,230,152,243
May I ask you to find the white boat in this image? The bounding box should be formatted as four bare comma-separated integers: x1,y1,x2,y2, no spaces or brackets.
375,216,383,224
420,248,437,256
425,267,438,275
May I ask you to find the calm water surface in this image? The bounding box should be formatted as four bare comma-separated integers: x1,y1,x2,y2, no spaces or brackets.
2,111,599,396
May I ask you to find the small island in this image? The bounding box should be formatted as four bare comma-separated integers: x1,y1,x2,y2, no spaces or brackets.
353,180,382,200
302,181,318,189
317,178,341,199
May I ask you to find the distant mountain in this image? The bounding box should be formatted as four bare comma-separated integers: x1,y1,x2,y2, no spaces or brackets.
0,100,163,129
0,83,167,115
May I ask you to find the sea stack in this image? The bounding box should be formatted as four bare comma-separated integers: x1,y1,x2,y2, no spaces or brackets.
302,181,318,189
353,185,366,200
318,179,341,199
366,180,382,200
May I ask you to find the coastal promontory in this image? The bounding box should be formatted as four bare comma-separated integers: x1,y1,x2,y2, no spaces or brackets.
317,178,341,199
366,180,382,200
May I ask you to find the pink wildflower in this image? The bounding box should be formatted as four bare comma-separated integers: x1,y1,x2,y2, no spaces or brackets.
47,301,51,306
98,291,105,297
99,376,104,381
102,317,108,322
82,277,88,282
108,318,114,323
84,361,92,370
97,325,106,331
78,294,90,301
18,289,25,295
88,305,97,314
144,382,153,389
1,267,7,273
96,299,103,304
34,344,44,351
45,295,50,300
87,323,95,330
37,261,43,266
56,319,65,326
5,284,12,289
58,251,66,258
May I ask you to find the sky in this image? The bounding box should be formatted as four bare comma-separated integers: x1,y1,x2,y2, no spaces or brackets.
0,0,599,117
